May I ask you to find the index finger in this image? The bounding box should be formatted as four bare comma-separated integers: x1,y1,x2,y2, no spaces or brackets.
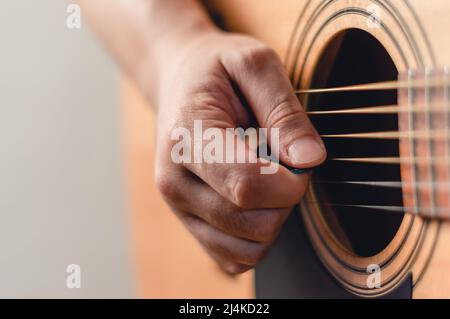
183,131,310,209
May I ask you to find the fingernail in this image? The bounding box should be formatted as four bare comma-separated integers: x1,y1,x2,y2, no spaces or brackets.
288,136,325,166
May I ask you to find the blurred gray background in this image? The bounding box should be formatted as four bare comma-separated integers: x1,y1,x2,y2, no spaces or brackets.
0,1,132,297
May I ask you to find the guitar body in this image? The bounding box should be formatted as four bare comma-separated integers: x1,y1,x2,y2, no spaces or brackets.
209,0,450,298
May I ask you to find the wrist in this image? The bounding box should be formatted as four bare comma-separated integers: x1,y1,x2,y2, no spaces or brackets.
138,18,220,107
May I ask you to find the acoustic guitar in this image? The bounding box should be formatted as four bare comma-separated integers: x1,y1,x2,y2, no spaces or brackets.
208,0,450,298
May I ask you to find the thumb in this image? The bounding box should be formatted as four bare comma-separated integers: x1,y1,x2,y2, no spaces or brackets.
222,42,326,168
263,96,327,168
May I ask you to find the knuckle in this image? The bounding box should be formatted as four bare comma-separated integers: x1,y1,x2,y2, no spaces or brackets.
264,98,306,129
188,76,222,97
238,44,278,70
226,172,255,209
264,99,311,151
155,172,178,200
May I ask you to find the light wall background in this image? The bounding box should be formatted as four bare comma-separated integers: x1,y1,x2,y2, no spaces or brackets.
0,0,253,298
0,0,132,298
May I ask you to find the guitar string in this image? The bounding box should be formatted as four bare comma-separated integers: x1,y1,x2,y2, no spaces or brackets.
295,76,450,213
301,202,448,214
311,181,450,188
306,103,447,115
320,130,449,139
295,77,446,94
329,157,447,164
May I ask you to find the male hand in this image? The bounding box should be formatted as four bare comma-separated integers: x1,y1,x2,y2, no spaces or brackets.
154,32,326,274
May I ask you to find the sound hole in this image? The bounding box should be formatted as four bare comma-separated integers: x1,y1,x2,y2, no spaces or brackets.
308,29,404,257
